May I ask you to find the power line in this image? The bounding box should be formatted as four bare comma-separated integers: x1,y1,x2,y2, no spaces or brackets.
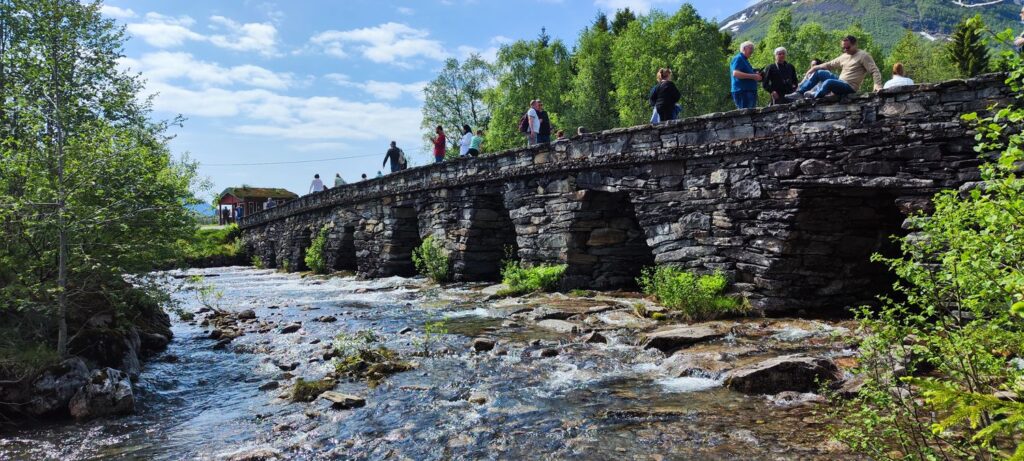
201,153,382,167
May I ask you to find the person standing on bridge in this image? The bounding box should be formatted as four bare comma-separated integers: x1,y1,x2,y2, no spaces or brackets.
525,100,542,146
383,141,405,173
335,173,346,187
468,129,484,157
762,47,797,105
730,41,762,109
459,125,473,157
431,126,447,163
309,174,325,194
787,35,882,101
649,68,681,123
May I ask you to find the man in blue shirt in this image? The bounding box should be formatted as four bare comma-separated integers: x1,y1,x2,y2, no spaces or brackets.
730,41,762,109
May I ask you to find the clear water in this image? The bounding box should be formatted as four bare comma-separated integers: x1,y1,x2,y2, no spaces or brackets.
0,267,852,460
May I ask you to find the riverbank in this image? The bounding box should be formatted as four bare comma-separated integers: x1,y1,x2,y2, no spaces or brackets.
1,267,860,459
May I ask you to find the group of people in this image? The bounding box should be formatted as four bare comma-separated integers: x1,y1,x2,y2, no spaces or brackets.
429,125,485,163
728,35,914,110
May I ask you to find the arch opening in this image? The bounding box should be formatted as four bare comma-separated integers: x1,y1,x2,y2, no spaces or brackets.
565,190,655,290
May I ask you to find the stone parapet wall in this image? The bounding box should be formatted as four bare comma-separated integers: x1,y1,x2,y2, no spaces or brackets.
241,74,1013,312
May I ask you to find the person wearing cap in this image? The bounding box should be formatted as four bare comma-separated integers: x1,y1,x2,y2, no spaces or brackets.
762,46,798,105
787,35,882,100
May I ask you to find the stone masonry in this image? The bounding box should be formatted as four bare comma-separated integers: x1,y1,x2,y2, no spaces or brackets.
240,74,1014,312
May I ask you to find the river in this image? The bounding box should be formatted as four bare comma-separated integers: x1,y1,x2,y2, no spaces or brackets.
0,267,856,460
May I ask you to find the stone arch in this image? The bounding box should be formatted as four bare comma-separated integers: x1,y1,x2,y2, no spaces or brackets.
381,205,422,277
564,190,655,289
451,194,518,282
329,224,357,271
755,187,906,312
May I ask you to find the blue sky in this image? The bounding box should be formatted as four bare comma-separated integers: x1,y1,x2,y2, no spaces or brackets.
99,0,753,200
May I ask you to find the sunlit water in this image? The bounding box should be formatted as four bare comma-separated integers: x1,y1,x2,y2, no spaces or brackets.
0,267,852,460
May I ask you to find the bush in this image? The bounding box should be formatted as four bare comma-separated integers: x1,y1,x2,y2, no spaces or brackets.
412,235,450,283
499,261,567,296
305,225,329,274
0,336,59,381
637,266,746,321
250,254,264,269
176,224,241,261
290,377,336,402
830,47,1024,460
331,331,411,385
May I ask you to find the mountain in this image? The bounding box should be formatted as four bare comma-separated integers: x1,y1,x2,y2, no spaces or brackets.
721,0,1024,49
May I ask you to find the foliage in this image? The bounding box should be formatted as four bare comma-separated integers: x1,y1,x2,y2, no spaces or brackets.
885,30,956,84
0,333,59,381
421,55,492,154
414,318,448,356
637,267,747,321
331,330,411,385
305,225,330,274
832,47,1024,460
0,0,200,357
187,275,224,313
411,235,450,283
610,6,731,125
565,14,618,132
498,261,567,296
290,377,336,402
250,255,264,269
610,7,636,36
175,225,241,262
484,36,573,151
948,15,990,78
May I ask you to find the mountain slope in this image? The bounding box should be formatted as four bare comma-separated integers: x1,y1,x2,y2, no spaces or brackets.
721,0,1023,49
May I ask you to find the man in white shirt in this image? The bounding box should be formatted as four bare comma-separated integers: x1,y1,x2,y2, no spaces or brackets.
526,100,541,146
309,174,324,194
883,62,914,90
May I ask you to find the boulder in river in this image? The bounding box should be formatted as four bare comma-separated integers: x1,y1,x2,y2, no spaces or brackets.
581,331,607,344
68,368,135,421
320,391,366,410
237,309,257,320
642,325,726,353
279,323,301,334
27,357,90,416
471,338,495,352
724,354,841,394
536,319,579,334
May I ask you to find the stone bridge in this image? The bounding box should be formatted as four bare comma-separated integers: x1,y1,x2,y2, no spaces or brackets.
240,73,1012,312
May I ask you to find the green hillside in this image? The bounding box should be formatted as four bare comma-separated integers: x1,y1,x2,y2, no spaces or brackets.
721,0,1023,50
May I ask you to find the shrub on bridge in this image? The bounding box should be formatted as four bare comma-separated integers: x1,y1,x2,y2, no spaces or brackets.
637,266,746,321
499,261,567,296
305,225,330,274
412,236,450,283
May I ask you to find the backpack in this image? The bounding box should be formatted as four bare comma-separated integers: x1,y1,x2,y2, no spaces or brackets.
398,149,407,165
518,113,530,133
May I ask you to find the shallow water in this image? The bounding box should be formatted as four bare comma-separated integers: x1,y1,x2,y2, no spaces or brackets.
0,267,853,460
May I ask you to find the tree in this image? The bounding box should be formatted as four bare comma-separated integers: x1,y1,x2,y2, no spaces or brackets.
421,54,492,154
751,8,796,69
610,8,636,36
565,15,618,132
610,5,730,126
0,0,198,358
484,36,572,151
792,22,834,73
947,15,990,78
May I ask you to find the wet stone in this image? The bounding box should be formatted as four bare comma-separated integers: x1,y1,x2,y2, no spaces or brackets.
643,325,726,353
537,319,579,334
237,309,256,320
279,323,301,334
471,338,495,352
315,316,337,323
320,391,366,410
581,331,608,344
258,381,279,391
725,354,841,394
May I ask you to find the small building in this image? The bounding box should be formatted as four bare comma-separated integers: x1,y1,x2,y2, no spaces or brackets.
217,187,298,224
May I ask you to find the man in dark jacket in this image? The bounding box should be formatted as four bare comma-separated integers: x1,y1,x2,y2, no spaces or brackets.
383,141,404,173
763,47,798,105
537,102,551,144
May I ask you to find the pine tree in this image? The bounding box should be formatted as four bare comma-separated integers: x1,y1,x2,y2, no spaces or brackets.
610,8,636,36
947,15,990,78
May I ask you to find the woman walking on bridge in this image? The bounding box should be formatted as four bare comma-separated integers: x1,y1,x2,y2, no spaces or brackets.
649,68,681,123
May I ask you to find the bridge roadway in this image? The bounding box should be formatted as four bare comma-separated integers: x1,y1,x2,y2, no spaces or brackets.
240,73,1011,312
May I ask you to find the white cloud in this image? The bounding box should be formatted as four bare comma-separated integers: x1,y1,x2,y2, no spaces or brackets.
208,15,280,57
592,0,675,14
121,52,294,90
324,73,426,101
309,22,446,66
457,35,512,62
126,13,204,48
100,5,136,19
396,6,415,15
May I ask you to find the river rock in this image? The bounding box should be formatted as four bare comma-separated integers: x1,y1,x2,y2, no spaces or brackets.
581,331,607,344
68,368,135,421
537,319,579,334
28,357,90,416
320,391,365,410
225,447,283,461
537,348,559,358
467,392,487,405
316,316,337,323
237,309,257,320
471,338,495,352
724,354,841,394
258,381,279,391
643,325,726,353
397,327,412,334
279,323,301,334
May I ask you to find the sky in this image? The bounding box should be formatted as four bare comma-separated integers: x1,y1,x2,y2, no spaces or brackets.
99,0,754,201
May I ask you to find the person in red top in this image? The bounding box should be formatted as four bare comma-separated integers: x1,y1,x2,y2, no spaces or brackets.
431,125,446,163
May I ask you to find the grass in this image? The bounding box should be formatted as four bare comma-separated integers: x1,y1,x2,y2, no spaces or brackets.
637,266,749,321
498,261,567,296
175,224,241,262
331,331,411,385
